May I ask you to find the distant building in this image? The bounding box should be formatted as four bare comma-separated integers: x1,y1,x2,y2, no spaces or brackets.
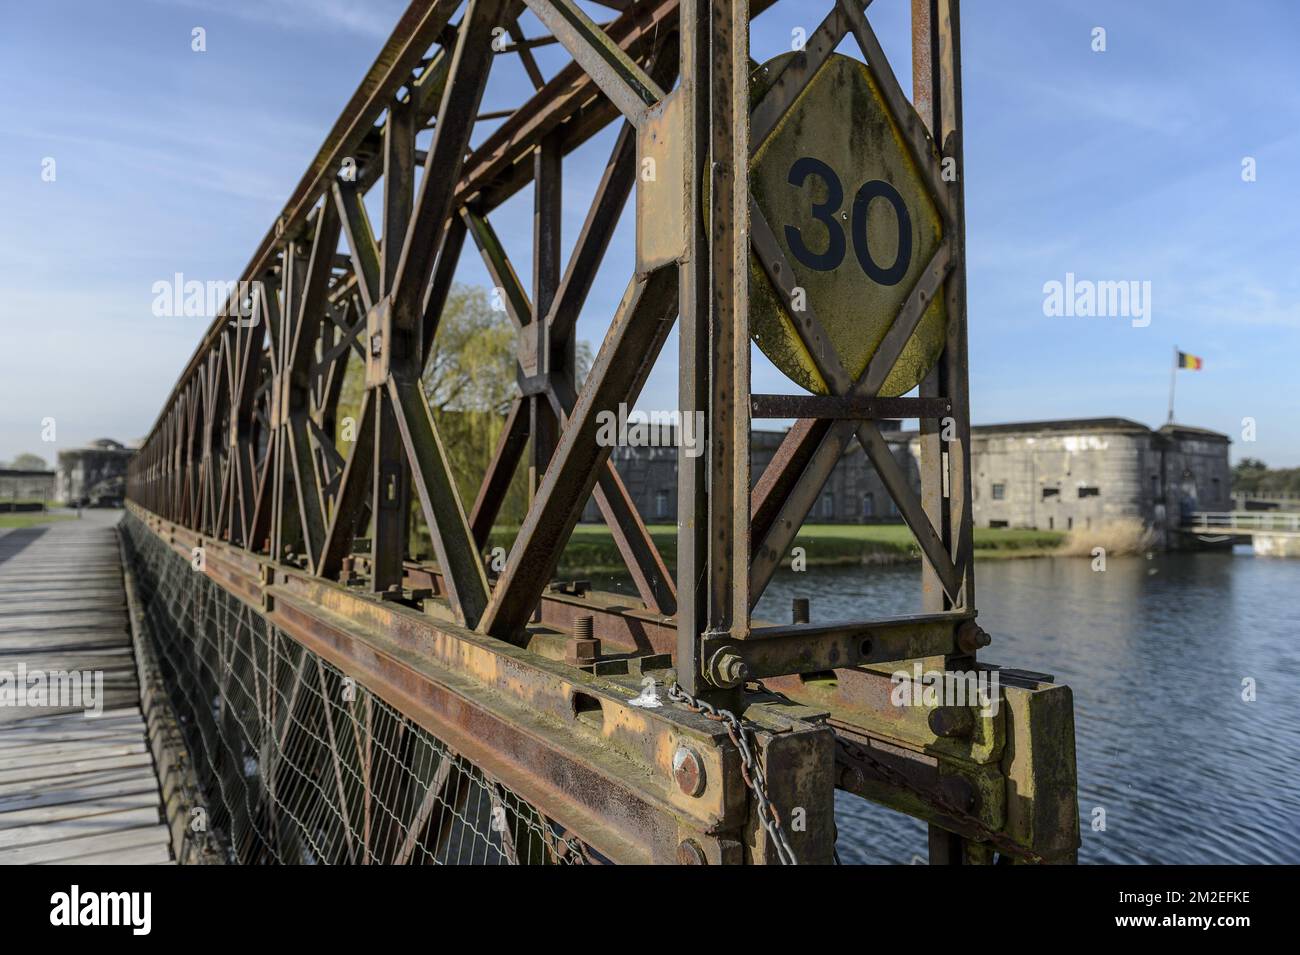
965,419,1231,539
0,468,56,508
581,422,917,525
581,417,1230,545
57,438,136,507
776,424,918,524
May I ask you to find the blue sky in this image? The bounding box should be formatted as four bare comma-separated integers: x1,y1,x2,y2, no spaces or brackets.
1,0,1297,468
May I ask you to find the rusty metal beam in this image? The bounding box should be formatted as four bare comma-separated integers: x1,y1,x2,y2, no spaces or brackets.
127,503,843,865
480,266,679,639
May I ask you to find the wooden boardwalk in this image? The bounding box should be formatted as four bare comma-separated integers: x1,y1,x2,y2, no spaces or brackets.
0,512,171,864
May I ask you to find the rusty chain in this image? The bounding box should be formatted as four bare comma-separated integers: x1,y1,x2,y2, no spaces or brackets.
667,683,798,865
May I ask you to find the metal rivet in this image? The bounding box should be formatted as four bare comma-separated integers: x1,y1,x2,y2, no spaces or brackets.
673,745,706,797
929,706,975,740
676,839,708,864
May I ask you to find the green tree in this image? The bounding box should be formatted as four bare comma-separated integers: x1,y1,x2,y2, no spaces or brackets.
1232,458,1300,495
423,284,526,530
9,453,48,471
332,283,591,551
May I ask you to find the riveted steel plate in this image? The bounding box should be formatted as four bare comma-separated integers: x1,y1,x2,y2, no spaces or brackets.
749,52,946,396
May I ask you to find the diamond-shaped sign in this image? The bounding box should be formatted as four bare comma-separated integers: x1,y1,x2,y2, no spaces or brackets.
750,52,947,397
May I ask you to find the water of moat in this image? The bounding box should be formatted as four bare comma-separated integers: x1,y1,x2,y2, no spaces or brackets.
600,547,1300,864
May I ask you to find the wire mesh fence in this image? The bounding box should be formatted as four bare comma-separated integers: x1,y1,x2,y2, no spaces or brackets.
121,515,593,865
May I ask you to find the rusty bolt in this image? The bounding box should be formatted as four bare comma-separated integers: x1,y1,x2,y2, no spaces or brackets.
928,706,975,740
722,656,749,684
673,745,706,797
956,620,991,654
565,614,600,667
837,763,866,790
676,839,707,865
792,597,810,624
939,775,979,814
708,648,749,688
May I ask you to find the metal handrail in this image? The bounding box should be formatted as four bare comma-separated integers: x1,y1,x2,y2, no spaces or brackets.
1187,511,1300,532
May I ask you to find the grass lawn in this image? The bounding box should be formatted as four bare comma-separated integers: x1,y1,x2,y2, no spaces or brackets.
0,511,77,530
486,522,1065,576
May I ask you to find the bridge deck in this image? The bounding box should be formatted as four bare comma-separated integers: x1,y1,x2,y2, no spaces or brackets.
0,512,171,864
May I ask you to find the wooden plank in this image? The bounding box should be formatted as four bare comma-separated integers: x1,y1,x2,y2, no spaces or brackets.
0,614,129,633
0,515,168,864
0,741,146,772
0,584,123,597
0,725,145,750
0,699,143,725
0,598,125,615
0,792,159,831
0,751,153,784
0,822,170,864
0,766,160,802
0,806,162,851
3,706,139,722
0,632,135,651
63,839,172,865
0,711,143,734
0,726,146,751
0,775,161,815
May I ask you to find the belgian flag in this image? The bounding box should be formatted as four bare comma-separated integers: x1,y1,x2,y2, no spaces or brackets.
1177,351,1203,370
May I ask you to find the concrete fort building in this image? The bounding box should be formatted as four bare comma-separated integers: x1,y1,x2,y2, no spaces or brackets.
56,438,136,507
583,417,1230,545
964,418,1231,538
0,467,56,509
581,421,919,525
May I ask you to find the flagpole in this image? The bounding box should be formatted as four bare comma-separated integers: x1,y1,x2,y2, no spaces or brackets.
1167,345,1177,424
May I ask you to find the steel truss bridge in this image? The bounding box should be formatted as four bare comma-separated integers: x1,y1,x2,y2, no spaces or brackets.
123,0,1079,864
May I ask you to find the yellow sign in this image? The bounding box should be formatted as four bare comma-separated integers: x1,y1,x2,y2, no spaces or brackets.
750,52,946,396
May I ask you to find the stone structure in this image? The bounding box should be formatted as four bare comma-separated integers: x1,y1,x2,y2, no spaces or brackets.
581,422,916,524
582,417,1230,545
963,419,1231,538
0,468,56,507
56,438,136,507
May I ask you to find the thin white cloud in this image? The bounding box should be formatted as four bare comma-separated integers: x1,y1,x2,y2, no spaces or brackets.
144,0,409,39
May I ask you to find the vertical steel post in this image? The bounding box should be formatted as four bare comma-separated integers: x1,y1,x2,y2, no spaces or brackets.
676,0,750,703
915,0,978,864
681,0,754,701
714,0,752,645
382,95,416,574
676,0,711,699
530,134,564,501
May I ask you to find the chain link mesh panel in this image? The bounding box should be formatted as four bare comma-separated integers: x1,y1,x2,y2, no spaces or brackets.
121,515,593,865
